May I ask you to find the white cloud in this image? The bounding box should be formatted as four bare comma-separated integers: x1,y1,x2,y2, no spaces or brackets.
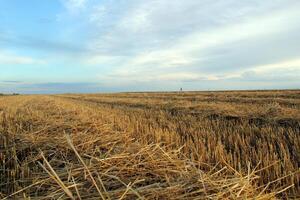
119,4,299,69
88,2,297,85
157,73,219,81
0,51,46,65
89,5,107,24
98,71,220,85
227,58,300,82
85,55,123,65
61,0,87,13
250,58,300,73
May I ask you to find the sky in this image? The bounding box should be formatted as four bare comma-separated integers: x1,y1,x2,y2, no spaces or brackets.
0,0,300,94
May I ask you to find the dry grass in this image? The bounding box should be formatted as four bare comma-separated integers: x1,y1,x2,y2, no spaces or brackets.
0,90,299,199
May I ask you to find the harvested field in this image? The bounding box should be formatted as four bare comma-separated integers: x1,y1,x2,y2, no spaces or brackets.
0,90,300,199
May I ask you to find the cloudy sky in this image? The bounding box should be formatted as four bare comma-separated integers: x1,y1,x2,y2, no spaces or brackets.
0,0,299,93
